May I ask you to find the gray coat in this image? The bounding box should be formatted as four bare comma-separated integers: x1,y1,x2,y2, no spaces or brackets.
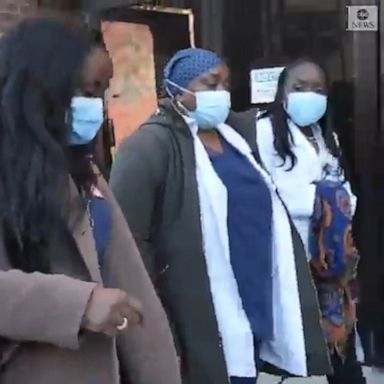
110,100,332,383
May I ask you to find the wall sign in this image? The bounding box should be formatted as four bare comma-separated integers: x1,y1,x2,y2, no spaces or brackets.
250,66,285,104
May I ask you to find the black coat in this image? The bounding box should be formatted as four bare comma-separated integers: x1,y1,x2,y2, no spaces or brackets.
110,100,331,383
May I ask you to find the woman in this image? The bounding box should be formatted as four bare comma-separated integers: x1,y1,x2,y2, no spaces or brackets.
110,48,331,384
0,17,180,384
256,58,365,384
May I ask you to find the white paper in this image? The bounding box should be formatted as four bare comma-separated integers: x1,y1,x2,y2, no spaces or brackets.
250,66,285,104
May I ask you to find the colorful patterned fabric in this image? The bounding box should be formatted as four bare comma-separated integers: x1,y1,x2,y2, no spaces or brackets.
309,180,360,358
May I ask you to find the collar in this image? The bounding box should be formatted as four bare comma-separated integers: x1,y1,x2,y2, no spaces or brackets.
182,114,199,136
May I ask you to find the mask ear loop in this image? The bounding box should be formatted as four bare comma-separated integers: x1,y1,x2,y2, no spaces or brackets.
165,79,195,117
65,109,73,131
165,79,194,97
282,91,289,112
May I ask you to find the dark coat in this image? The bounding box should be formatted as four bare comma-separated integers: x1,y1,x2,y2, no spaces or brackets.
110,100,332,383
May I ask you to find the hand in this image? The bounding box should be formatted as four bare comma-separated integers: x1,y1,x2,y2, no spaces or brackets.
82,286,143,336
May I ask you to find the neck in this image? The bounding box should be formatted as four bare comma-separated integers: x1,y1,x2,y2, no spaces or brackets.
198,129,223,153
198,128,218,135
300,125,314,137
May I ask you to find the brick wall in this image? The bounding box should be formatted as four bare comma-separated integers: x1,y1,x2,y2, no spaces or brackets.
0,0,38,36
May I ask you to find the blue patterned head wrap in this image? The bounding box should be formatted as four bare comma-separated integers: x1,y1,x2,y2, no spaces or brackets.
164,48,223,97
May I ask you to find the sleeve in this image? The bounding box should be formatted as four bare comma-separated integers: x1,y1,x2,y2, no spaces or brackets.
276,180,317,219
0,269,96,349
102,218,181,384
331,132,357,216
255,116,276,173
109,125,169,280
109,126,183,382
344,181,357,216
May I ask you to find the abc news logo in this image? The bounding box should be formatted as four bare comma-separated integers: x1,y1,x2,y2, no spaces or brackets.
347,6,378,31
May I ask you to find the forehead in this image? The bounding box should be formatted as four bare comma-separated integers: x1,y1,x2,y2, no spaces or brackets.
287,62,325,84
203,64,229,78
192,64,229,84
82,47,113,83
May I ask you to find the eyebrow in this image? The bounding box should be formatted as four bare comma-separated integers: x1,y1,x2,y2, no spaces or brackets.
294,78,324,85
200,73,220,83
205,70,220,78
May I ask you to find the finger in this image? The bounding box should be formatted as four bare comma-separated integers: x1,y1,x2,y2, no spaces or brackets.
120,298,143,325
109,306,135,332
104,312,127,335
109,309,127,329
93,319,120,337
125,309,142,326
124,296,143,314
103,324,120,337
120,304,143,326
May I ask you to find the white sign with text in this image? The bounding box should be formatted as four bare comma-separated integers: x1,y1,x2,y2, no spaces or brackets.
250,66,285,104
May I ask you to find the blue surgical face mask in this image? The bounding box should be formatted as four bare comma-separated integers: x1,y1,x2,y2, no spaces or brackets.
166,80,231,129
189,90,231,129
285,91,327,127
69,96,104,145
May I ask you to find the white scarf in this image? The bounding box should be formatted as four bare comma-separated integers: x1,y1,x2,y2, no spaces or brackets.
186,117,308,377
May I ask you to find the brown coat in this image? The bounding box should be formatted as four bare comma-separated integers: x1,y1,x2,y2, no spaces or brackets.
0,173,181,384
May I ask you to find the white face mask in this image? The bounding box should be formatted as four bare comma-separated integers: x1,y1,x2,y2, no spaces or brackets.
166,80,231,129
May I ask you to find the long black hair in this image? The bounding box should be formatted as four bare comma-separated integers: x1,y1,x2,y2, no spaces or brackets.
258,58,340,170
66,27,106,191
0,17,94,273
